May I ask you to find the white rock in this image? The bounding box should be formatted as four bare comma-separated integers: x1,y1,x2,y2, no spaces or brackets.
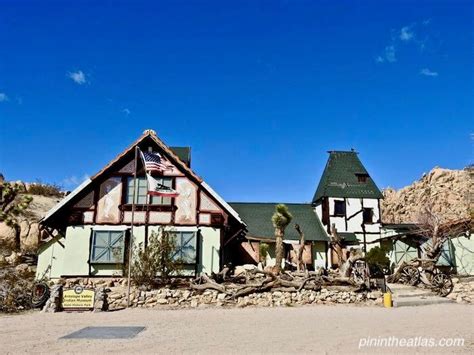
0,223,16,248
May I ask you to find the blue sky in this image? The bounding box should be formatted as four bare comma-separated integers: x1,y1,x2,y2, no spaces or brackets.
0,0,472,203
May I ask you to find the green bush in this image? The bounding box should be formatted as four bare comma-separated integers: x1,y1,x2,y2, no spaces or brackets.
130,229,182,287
365,246,390,276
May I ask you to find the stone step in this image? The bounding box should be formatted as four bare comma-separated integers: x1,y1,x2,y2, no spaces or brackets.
393,296,453,307
387,282,454,307
396,292,434,298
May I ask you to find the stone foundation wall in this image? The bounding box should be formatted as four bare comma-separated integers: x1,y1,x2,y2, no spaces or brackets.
59,276,474,308
107,287,384,309
59,277,383,309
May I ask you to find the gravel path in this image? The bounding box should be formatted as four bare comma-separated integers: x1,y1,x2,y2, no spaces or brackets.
0,304,472,354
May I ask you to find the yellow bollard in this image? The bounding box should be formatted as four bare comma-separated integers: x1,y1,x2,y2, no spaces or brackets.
383,292,392,308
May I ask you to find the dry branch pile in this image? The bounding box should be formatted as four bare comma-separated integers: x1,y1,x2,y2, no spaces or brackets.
0,266,36,312
190,268,364,299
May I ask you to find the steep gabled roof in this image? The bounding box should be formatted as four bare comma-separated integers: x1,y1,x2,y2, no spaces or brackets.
89,129,201,182
229,203,329,242
312,151,383,203
42,130,243,225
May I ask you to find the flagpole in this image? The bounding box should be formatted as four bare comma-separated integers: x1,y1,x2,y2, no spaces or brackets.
126,146,138,307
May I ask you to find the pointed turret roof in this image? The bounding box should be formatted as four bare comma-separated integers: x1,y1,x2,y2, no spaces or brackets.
312,150,383,203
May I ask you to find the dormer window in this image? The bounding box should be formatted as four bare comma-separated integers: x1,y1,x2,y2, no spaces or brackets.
356,173,369,183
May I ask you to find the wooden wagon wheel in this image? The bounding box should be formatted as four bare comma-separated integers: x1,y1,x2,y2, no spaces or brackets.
31,282,50,309
399,265,420,286
431,273,453,297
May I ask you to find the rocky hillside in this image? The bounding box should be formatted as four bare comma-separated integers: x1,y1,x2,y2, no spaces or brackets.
382,167,472,224
0,179,62,254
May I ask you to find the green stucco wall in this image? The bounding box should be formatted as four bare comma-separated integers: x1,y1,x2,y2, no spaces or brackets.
452,236,474,276
36,225,221,279
198,226,221,274
61,226,92,276
313,241,327,269
36,235,66,279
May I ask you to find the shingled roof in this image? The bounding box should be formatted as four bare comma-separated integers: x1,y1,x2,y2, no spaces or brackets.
229,203,329,242
312,151,383,203
170,147,191,167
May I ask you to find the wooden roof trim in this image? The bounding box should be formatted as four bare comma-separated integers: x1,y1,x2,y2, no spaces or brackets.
41,129,243,226
201,182,244,225
148,132,202,183
89,132,148,181
41,178,92,223
90,130,201,182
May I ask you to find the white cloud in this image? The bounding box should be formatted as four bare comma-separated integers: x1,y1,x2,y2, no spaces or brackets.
122,108,131,116
400,26,415,41
67,70,88,85
420,68,438,77
384,45,397,63
375,45,397,63
0,93,9,102
377,22,433,64
62,174,89,188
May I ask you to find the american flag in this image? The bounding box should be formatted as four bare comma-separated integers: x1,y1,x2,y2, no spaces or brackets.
140,150,172,172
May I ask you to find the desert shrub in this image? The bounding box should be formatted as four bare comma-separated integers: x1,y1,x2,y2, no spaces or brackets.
365,246,390,276
131,229,182,287
0,267,36,313
259,242,269,262
27,181,63,197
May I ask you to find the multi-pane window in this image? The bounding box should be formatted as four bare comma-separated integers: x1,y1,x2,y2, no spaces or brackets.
171,232,197,264
126,177,172,205
90,231,125,263
363,208,374,224
333,200,346,216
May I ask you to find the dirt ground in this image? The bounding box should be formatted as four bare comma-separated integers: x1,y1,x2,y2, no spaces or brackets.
0,304,472,354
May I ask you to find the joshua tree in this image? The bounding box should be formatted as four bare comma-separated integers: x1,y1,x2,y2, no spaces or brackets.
271,204,292,274
389,207,471,284
0,181,32,250
417,207,471,262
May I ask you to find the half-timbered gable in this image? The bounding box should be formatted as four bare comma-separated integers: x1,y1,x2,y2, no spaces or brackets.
37,130,245,279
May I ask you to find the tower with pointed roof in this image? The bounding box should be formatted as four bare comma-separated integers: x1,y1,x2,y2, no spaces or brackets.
312,150,383,254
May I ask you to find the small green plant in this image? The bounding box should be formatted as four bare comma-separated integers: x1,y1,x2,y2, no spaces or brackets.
259,242,269,263
131,228,182,287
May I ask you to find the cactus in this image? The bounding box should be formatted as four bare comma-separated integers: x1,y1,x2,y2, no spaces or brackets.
0,181,33,250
